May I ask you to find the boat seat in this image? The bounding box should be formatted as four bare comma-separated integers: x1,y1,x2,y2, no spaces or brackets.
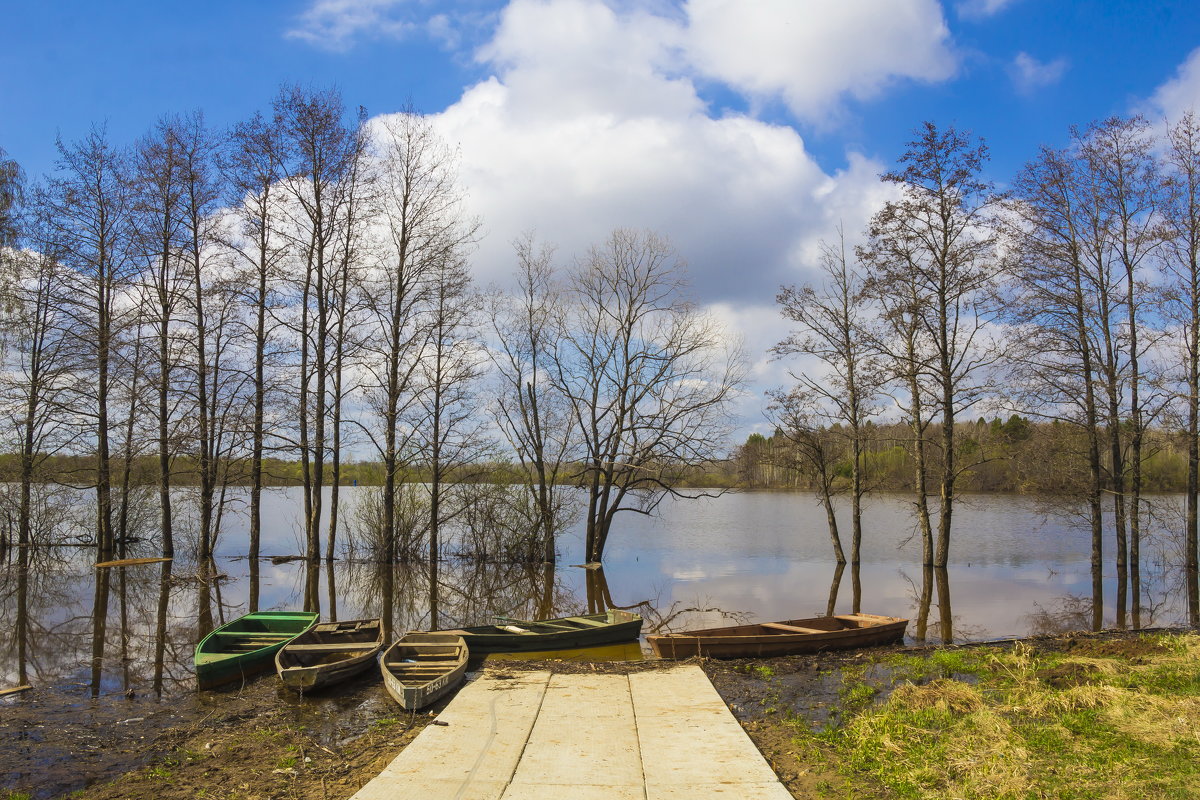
386,662,453,670
285,643,378,652
761,622,827,634
564,617,607,627
213,631,289,638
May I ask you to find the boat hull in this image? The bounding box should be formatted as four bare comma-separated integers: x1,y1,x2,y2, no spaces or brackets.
647,613,908,660
437,610,642,653
195,611,319,691
381,633,468,710
276,618,384,692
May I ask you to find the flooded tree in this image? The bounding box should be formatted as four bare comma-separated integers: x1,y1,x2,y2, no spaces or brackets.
775,229,882,566
553,229,744,564
272,86,367,608
1004,143,1109,630
416,242,487,627
39,128,136,561
221,111,289,609
863,122,1000,569
487,234,576,565
361,110,477,569
132,116,192,560
1081,116,1165,628
1164,112,1200,626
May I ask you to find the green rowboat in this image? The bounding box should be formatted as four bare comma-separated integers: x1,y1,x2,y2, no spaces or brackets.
435,609,642,653
195,611,318,690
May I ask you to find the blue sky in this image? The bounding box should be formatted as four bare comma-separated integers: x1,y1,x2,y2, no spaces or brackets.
2,0,1198,430
2,1,1196,181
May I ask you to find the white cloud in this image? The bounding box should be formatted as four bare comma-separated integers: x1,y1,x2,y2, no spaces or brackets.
1147,46,1200,124
1009,52,1068,95
286,0,416,51
682,0,957,120
355,0,942,435
956,0,1019,21
398,0,906,309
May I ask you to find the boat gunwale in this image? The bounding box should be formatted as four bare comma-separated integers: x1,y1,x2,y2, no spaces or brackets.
275,617,386,690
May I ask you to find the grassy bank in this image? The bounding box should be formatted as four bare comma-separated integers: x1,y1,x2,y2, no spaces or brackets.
713,631,1200,799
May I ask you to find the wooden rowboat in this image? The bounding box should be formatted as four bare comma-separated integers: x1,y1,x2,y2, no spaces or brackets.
646,612,908,659
275,618,384,692
435,609,642,653
381,633,468,710
194,611,319,690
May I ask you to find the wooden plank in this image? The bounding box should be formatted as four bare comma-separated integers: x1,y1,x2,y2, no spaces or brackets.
285,642,379,652
95,557,172,569
394,642,461,648
760,622,826,634
565,616,607,627
0,684,32,697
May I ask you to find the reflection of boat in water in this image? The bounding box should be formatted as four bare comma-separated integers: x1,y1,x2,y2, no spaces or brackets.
647,613,908,659
435,609,643,653
381,633,468,710
194,611,318,690
275,618,384,692
483,640,644,663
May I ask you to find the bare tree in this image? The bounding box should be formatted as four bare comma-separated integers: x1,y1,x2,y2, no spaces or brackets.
862,122,999,568
487,234,576,564
0,146,22,249
360,110,477,575
1004,143,1108,630
0,217,79,683
40,128,135,560
132,116,193,560
221,111,288,609
272,86,365,608
1081,116,1165,627
774,229,882,565
416,249,488,627
1163,112,1200,625
767,389,850,564
554,229,744,564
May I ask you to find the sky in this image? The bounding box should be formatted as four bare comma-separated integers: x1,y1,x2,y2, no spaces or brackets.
2,0,1199,437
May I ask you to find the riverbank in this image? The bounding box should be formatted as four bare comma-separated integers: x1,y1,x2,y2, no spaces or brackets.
3,628,1197,800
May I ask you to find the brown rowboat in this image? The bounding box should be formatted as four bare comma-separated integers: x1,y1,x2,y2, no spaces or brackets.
646,612,908,659
381,632,468,710
275,618,384,692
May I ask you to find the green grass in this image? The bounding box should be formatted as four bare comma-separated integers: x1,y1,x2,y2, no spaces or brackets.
793,634,1200,799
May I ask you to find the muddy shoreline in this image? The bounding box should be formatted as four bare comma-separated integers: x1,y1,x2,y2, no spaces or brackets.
1,628,1188,800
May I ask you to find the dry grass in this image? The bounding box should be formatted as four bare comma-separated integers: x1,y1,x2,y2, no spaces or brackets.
804,632,1200,800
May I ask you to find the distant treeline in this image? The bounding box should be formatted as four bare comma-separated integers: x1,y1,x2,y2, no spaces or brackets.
729,416,1194,495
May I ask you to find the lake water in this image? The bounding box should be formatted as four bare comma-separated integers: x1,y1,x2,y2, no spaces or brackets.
0,487,1189,699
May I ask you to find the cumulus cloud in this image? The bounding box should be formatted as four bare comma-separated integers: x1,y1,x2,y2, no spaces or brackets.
1146,46,1200,123
392,0,907,312
286,0,415,50
956,0,1020,21
1009,52,1068,95
682,0,957,120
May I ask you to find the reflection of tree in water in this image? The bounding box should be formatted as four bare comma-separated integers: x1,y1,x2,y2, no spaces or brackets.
1023,595,1095,636
0,543,80,686
0,545,203,696
898,567,985,645
340,557,583,638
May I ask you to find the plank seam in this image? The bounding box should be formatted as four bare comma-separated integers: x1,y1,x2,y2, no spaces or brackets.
496,671,551,798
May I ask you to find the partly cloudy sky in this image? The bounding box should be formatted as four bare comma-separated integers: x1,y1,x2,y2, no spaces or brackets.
1,0,1198,435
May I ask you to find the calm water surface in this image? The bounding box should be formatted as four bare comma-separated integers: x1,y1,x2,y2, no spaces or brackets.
0,487,1187,699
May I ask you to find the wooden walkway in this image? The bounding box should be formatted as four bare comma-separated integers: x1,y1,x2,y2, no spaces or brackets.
350,665,793,799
